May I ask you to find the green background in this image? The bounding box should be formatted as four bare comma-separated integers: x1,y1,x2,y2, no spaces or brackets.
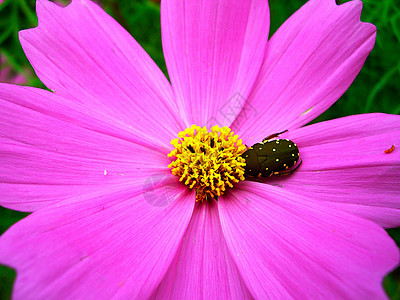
0,0,399,298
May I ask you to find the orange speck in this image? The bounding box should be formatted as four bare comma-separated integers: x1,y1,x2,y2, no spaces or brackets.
384,144,395,154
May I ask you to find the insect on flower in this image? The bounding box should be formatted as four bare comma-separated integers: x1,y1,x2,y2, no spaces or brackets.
385,144,395,154
242,130,301,178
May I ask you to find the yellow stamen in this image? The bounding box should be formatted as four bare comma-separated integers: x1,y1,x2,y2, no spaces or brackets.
168,125,246,202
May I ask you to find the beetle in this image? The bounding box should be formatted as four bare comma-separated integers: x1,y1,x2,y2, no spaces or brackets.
241,130,301,178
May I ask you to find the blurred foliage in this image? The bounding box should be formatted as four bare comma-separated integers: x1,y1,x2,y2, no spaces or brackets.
0,207,27,298
0,0,399,299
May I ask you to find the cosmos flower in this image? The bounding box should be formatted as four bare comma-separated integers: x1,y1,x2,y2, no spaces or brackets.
0,0,399,298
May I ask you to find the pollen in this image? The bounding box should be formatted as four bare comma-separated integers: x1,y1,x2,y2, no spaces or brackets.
167,125,246,202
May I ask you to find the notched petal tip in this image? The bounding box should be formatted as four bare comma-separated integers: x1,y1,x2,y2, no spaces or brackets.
36,0,64,20
34,0,95,28
235,0,379,138
317,0,376,38
19,0,67,38
336,0,377,31
17,0,56,40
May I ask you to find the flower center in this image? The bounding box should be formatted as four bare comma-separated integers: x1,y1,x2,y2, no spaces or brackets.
168,125,246,202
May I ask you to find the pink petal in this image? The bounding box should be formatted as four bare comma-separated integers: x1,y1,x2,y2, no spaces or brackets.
0,84,172,211
152,200,252,299
234,0,376,142
219,181,399,299
19,0,183,143
268,113,400,228
0,183,195,299
161,0,270,127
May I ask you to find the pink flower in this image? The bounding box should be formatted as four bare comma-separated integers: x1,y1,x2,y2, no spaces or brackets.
0,0,399,298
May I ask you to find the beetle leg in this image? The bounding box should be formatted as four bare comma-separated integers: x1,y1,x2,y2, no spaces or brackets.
262,130,288,142
243,173,263,182
274,160,302,176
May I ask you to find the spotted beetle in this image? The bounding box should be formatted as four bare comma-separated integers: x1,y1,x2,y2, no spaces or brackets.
242,130,301,178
